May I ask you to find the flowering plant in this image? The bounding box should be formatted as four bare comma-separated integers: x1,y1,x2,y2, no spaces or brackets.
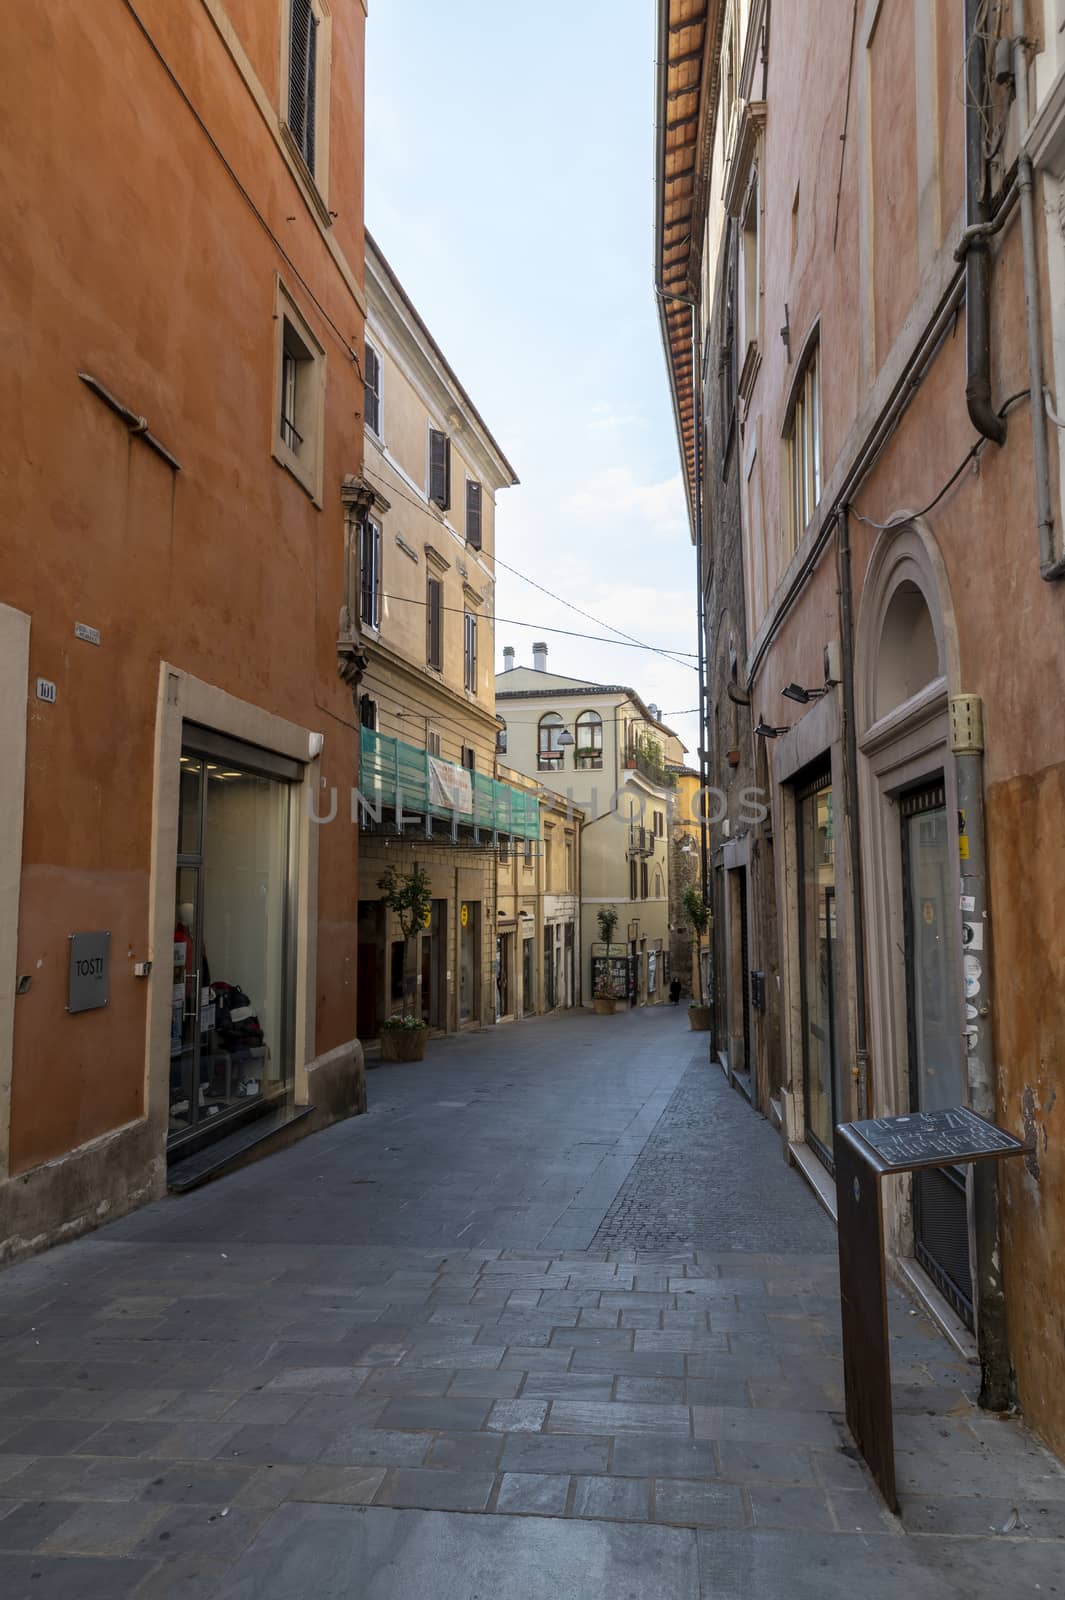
381,1013,427,1032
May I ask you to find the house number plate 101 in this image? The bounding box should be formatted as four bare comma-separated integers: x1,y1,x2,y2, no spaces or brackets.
68,930,111,1013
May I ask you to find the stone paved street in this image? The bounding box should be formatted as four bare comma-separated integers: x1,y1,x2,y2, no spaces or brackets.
0,1008,1063,1597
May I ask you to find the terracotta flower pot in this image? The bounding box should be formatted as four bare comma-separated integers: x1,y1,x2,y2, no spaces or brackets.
593,996,617,1015
380,1027,428,1062
687,1004,713,1032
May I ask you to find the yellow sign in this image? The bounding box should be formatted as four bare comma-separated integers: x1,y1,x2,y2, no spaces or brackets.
959,835,970,861
460,904,469,928
423,906,432,928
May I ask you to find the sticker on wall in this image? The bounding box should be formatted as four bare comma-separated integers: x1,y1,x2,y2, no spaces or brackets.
965,1026,979,1055
959,834,970,861
960,895,976,913
962,921,984,952
964,954,982,998
966,1002,978,1021
922,900,936,927
460,904,470,928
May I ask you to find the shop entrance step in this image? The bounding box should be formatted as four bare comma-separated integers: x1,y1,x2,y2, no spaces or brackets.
167,1104,315,1193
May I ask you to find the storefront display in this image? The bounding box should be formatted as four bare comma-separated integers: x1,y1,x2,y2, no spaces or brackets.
170,733,297,1149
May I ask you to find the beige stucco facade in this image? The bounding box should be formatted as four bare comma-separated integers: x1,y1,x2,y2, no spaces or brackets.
495,775,583,1018
355,238,520,1039
495,655,683,1006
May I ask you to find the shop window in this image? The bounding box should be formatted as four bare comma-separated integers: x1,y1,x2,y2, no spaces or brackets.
390,940,405,1003
274,283,325,502
459,902,481,1022
171,735,299,1148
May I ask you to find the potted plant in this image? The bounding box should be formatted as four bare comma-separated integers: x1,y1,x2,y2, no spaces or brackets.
593,906,621,1014
377,863,432,1061
682,885,713,1032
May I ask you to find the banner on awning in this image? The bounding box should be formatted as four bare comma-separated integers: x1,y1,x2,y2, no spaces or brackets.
428,754,473,813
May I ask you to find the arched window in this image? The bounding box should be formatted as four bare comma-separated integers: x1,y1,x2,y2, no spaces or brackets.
538,712,565,771
496,718,507,755
575,710,603,770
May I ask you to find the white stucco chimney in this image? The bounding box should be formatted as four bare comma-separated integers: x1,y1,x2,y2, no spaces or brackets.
503,645,516,671
532,641,548,672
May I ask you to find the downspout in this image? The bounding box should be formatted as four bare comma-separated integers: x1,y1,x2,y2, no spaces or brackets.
693,316,711,912
837,510,868,1119
951,696,1011,1411
1010,2,1065,578
963,0,1007,446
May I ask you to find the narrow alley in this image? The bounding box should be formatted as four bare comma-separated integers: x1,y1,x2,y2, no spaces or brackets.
0,1011,1061,1598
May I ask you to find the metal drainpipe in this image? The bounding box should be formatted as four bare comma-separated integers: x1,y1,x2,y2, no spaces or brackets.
837,510,869,1119
693,314,711,912
964,0,1007,447
1011,2,1065,578
951,694,1012,1410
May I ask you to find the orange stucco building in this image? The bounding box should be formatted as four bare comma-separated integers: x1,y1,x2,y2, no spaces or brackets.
0,0,368,1253
657,0,1065,1460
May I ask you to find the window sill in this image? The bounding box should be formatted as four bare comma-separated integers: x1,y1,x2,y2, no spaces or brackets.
279,123,332,229
272,440,322,508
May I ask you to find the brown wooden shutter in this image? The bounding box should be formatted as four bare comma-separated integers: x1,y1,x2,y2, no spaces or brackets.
426,577,442,669
465,480,482,548
429,429,450,509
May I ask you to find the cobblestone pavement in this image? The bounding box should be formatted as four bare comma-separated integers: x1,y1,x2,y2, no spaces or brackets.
0,1008,1062,1598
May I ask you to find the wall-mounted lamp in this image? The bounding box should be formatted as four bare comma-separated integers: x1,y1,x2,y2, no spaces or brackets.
781,682,829,705
755,718,789,739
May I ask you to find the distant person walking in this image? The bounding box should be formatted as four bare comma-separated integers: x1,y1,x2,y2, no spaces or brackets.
669,977,682,1006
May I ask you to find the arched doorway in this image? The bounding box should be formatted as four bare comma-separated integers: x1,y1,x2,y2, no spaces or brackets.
856,525,973,1328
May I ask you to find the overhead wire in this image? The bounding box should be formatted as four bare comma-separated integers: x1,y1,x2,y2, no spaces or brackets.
376,591,699,660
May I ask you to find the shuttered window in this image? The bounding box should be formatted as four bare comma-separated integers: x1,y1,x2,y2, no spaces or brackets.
359,519,381,630
426,575,443,670
288,0,318,175
464,610,478,693
465,480,483,548
364,343,381,436
429,428,451,510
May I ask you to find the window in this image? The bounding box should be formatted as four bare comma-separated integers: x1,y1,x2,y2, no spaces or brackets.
461,745,476,772
359,694,377,730
466,480,483,549
630,858,638,900
364,342,382,437
274,284,324,501
538,713,565,771
464,610,478,693
653,810,664,838
565,838,574,891
739,177,760,363
654,869,663,898
524,838,534,869
720,242,738,431
499,838,510,864
787,341,822,548
496,719,507,755
359,518,381,630
641,861,649,900
427,731,441,757
429,428,451,510
426,575,443,670
574,710,603,769
287,0,319,175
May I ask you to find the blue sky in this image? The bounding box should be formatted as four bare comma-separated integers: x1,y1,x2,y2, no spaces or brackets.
365,0,699,755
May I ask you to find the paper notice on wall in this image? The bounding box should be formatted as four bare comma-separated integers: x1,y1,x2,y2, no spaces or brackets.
428,755,473,814
960,895,976,913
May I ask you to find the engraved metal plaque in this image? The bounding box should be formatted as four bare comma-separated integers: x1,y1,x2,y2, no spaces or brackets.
68,931,110,1013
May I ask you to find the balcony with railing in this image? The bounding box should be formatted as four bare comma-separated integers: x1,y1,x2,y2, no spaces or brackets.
628,824,655,857
359,728,540,841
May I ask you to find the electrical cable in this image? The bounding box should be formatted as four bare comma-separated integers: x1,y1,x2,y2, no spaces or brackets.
375,591,699,660
120,0,364,377
364,465,699,672
849,389,1029,531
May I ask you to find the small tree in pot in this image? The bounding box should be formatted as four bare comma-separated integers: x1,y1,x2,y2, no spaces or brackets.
378,863,433,1061
593,905,621,1014
682,885,713,1032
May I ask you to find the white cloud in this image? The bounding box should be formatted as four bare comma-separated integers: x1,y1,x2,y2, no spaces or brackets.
565,467,688,538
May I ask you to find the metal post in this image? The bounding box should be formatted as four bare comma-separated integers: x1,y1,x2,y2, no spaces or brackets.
951,694,1011,1409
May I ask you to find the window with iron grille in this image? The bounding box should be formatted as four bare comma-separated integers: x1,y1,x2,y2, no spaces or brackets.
429,428,451,510
288,0,319,175
464,610,478,693
359,519,381,630
426,575,443,670
364,342,382,436
465,480,483,548
274,286,324,501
